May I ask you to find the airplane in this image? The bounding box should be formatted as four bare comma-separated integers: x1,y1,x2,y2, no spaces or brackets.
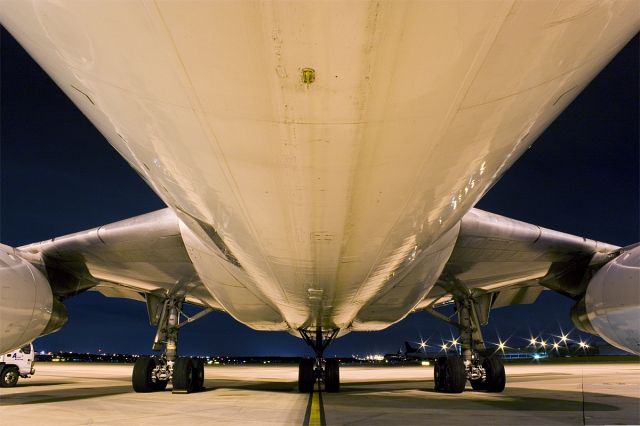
0,1,638,395
403,341,430,361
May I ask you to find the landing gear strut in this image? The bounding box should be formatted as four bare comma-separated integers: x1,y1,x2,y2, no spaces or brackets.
298,328,339,393
132,292,211,394
429,279,506,393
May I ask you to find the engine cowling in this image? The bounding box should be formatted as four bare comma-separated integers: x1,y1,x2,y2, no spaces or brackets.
0,244,67,353
572,245,640,354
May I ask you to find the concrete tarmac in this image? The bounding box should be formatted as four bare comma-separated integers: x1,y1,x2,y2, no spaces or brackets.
0,362,638,425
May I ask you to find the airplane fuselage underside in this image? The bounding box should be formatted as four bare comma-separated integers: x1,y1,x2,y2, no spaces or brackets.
2,1,638,335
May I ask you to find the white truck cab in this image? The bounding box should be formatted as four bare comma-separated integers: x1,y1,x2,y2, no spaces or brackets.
0,343,35,387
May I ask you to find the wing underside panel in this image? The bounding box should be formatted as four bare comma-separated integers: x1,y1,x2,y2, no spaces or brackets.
417,208,618,310
18,208,222,309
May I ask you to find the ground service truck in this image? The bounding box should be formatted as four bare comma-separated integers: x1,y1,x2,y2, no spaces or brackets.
0,343,35,387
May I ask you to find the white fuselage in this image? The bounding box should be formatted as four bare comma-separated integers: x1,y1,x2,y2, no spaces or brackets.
1,1,638,335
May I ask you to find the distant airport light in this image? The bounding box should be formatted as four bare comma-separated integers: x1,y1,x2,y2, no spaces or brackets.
451,338,459,346
441,343,448,350
553,342,560,350
497,340,506,351
529,337,537,346
419,340,427,349
540,340,548,349
560,334,569,343
533,354,541,360
579,341,589,349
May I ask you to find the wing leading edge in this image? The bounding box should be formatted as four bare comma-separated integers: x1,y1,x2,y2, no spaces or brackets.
418,208,620,311
16,206,622,329
18,208,221,309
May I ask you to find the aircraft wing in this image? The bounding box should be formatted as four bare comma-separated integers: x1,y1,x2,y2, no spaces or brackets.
6,204,635,358
17,208,221,309
16,205,620,318
418,208,620,312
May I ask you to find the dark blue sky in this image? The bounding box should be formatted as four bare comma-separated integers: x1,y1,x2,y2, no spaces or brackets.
1,27,638,357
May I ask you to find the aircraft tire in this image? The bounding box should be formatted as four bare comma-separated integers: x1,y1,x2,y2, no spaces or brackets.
298,358,314,393
173,357,196,394
483,356,506,392
152,358,169,392
434,357,447,391
132,356,157,393
192,358,205,391
152,377,169,391
470,378,487,391
325,358,340,393
444,356,466,393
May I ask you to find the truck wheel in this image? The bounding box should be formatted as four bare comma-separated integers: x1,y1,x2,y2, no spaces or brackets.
0,366,19,387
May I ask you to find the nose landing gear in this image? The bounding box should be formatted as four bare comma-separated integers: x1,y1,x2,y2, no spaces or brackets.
298,328,340,393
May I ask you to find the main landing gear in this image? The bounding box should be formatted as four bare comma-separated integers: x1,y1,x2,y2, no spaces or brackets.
132,293,211,394
434,353,505,393
429,279,506,394
298,328,340,393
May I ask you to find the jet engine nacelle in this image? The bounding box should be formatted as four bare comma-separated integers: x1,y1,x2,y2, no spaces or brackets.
0,244,67,353
571,245,640,354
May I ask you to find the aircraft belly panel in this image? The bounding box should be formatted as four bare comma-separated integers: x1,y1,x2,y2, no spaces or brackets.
1,1,638,332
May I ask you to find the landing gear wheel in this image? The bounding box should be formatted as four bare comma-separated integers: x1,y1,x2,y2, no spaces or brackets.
152,377,169,392
192,358,205,391
0,366,19,387
444,356,466,393
298,358,315,393
325,359,340,393
434,357,447,391
132,356,160,393
470,378,487,391
469,356,487,391
151,359,169,392
173,357,197,394
483,356,506,392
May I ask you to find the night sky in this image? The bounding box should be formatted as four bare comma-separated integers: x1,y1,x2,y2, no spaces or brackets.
1,26,638,357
